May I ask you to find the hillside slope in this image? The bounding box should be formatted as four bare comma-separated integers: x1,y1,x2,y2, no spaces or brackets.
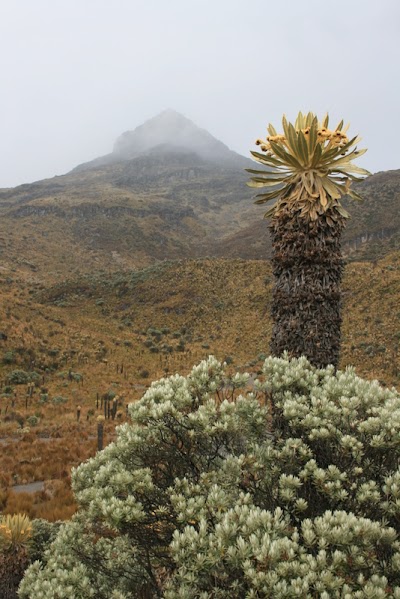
212,169,400,261
0,110,399,279
0,254,398,518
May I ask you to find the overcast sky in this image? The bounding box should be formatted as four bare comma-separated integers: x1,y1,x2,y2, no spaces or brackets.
0,0,398,188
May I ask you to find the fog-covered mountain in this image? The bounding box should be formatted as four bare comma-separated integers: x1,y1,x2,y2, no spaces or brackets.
72,109,250,173
0,110,399,282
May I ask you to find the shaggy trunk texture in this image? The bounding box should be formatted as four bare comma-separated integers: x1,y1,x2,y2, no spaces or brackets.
0,548,30,599
269,207,345,369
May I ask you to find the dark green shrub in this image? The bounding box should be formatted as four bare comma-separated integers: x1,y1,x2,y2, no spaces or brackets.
3,351,15,365
52,396,67,405
7,370,30,385
29,519,62,563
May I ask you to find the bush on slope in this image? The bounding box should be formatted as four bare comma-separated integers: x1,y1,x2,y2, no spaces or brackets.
19,355,400,598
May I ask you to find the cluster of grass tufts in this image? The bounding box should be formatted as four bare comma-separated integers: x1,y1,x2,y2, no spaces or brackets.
140,325,191,355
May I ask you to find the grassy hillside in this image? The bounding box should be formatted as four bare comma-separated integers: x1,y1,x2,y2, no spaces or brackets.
0,254,398,519
212,169,400,262
0,158,399,279
0,153,254,280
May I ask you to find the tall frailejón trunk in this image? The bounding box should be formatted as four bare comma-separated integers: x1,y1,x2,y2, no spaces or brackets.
248,112,369,366
269,207,345,369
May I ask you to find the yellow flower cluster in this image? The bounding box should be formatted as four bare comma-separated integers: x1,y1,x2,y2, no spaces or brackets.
255,127,349,154
0,524,12,536
316,127,348,145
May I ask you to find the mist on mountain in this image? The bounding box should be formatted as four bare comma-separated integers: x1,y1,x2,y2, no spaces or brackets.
72,109,250,173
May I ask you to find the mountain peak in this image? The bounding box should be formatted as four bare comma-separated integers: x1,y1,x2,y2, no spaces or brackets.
112,110,246,166
154,108,188,120
72,110,250,173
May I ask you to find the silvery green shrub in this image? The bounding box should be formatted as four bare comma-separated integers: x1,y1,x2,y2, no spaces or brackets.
19,355,400,598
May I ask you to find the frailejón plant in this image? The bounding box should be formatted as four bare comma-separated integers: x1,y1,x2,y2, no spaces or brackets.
248,112,370,368
0,513,32,599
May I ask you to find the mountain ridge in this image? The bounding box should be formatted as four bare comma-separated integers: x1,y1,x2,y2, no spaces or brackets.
0,111,399,280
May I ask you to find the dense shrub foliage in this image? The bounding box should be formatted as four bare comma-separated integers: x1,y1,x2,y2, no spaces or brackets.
7,370,39,385
19,355,400,598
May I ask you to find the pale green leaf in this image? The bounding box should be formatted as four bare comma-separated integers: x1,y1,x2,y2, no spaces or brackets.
329,148,368,168
310,143,323,167
336,204,350,217
335,119,344,132
347,188,364,201
338,164,370,176
285,122,296,152
320,146,342,163
245,168,281,176
295,112,304,130
282,115,290,140
298,130,309,166
250,150,287,168
269,141,303,170
322,178,342,200
305,112,314,127
247,179,285,188
254,187,285,204
307,118,318,155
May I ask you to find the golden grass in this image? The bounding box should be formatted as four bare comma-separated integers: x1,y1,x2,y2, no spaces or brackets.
0,254,399,518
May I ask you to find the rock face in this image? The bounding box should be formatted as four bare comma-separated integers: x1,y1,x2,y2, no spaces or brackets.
73,109,249,172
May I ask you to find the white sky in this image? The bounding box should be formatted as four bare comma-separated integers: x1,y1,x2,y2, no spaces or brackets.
0,0,399,187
